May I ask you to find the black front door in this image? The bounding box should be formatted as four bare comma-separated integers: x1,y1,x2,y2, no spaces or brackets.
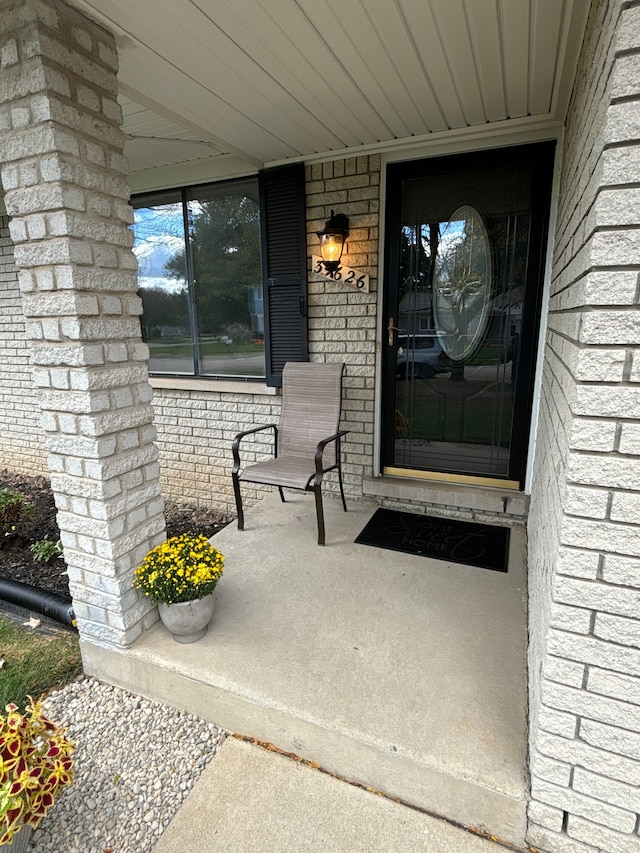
382,142,555,487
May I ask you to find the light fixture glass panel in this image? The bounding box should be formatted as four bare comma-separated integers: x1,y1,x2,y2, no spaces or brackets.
320,234,344,264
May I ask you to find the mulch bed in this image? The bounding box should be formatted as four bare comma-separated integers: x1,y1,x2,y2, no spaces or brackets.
0,469,230,599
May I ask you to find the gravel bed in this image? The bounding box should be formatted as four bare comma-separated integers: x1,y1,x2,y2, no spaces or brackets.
29,677,226,852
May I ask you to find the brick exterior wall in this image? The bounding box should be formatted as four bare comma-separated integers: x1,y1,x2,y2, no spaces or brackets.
151,386,282,514
0,211,46,474
1,0,637,843
306,156,380,498
0,153,383,518
527,2,640,851
3,146,524,527
145,154,382,516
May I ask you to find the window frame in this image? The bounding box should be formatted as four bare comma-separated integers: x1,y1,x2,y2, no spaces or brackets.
132,177,265,382
132,163,308,388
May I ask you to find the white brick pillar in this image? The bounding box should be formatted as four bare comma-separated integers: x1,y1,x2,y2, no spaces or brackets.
0,0,165,647
527,2,640,852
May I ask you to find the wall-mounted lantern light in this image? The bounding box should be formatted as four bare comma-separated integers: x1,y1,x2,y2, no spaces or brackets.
316,210,349,276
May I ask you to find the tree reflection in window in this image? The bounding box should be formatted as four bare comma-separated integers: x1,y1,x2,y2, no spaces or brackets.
433,205,492,362
133,179,264,378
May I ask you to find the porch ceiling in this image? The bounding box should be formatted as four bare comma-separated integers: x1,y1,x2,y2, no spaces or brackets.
69,0,590,175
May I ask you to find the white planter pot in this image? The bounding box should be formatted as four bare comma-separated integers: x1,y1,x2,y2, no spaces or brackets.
157,594,215,643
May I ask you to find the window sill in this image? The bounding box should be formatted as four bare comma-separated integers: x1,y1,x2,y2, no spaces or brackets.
149,376,278,395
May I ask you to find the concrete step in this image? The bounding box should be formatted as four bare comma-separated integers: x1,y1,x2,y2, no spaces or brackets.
153,737,515,852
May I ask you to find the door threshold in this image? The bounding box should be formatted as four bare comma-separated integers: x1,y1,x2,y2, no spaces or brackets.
363,474,529,521
384,466,520,490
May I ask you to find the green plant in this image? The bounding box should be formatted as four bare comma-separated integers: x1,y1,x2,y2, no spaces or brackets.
29,537,64,563
0,488,35,538
0,697,75,844
0,619,82,712
133,533,224,605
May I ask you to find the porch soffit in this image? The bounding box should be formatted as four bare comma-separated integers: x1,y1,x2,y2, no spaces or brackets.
67,0,590,177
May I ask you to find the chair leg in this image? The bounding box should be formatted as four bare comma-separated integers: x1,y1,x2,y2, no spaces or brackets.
278,486,286,503
232,473,245,531
337,464,347,513
314,485,326,546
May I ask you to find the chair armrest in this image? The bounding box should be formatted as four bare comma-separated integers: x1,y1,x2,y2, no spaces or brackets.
314,430,349,479
232,423,278,473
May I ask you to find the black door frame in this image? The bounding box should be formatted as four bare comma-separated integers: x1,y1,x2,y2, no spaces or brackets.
381,141,556,488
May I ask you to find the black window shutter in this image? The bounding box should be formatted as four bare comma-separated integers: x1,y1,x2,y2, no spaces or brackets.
259,163,308,387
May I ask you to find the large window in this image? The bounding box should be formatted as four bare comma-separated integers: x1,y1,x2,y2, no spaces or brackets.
132,178,265,379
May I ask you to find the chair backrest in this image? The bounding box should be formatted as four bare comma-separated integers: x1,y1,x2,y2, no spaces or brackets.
278,362,345,466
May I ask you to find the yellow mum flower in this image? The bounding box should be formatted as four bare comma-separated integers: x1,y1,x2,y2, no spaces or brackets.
132,533,224,605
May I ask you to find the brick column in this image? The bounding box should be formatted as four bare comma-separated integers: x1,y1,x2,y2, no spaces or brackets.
0,0,165,647
527,2,640,851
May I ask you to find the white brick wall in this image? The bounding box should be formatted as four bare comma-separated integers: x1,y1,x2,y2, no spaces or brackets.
3,146,526,528
0,153,383,518
0,211,46,474
151,387,282,514
151,153,382,515
305,156,379,501
527,2,640,851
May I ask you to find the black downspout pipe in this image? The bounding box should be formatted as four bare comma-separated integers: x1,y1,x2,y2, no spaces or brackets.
0,576,75,628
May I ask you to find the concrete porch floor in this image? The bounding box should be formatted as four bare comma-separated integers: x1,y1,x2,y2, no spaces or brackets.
82,491,529,846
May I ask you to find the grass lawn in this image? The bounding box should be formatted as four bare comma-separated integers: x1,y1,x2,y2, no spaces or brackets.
0,616,82,711
148,339,264,358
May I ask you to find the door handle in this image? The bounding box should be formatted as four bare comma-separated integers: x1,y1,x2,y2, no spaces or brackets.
387,317,406,346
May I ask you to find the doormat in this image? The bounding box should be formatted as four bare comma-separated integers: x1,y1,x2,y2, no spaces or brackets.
355,508,510,573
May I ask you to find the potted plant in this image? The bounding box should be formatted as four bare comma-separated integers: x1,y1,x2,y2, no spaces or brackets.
133,533,224,644
0,697,75,850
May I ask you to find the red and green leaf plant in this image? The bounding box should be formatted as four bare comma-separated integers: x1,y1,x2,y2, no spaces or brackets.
0,697,75,844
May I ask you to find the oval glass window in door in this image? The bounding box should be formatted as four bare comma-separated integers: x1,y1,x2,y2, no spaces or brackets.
433,205,492,361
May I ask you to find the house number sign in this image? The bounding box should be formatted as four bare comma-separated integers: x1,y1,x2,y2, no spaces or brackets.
311,256,370,292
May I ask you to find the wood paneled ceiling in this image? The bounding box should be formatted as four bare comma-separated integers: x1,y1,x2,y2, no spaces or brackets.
70,0,590,175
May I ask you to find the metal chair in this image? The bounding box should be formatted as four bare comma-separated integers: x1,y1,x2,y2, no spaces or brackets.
231,362,348,545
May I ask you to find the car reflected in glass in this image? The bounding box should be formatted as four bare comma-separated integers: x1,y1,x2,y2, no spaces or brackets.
396,332,453,379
